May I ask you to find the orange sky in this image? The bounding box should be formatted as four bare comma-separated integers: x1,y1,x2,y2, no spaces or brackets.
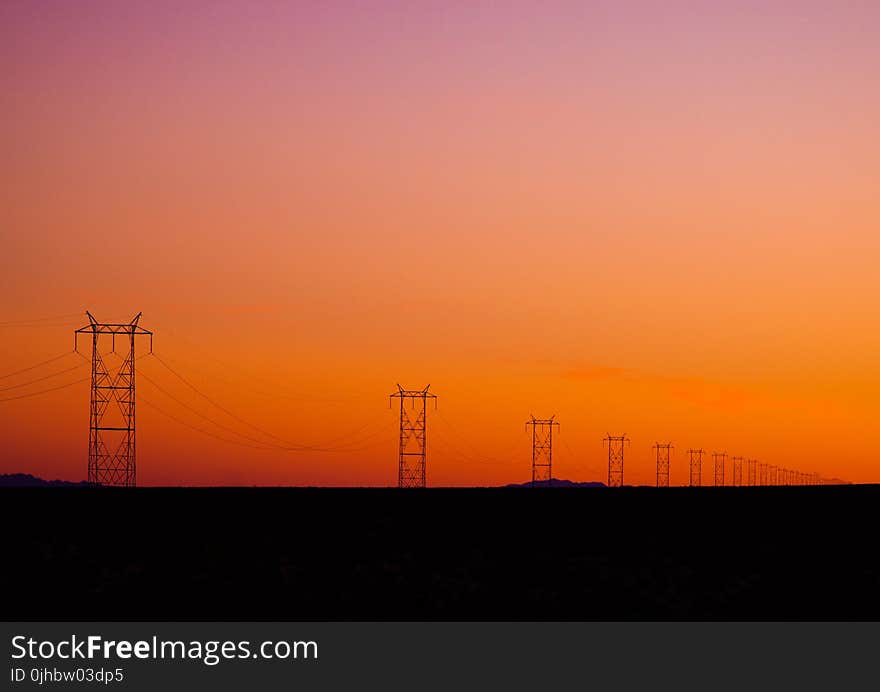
1,2,879,485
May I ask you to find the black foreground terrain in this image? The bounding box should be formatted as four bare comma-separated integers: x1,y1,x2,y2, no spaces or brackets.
3,485,877,620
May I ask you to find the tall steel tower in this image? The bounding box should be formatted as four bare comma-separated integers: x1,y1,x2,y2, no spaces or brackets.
653,443,673,487
526,416,559,485
390,384,437,488
747,459,758,486
687,449,704,487
604,434,630,487
75,311,153,487
731,456,744,486
713,452,727,487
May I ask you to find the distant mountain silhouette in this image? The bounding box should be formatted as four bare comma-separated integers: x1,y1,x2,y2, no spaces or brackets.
0,473,90,487
504,478,606,488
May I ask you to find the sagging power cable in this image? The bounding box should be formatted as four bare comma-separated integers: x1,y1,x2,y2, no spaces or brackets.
0,352,77,380
144,352,389,453
0,362,87,392
0,377,90,403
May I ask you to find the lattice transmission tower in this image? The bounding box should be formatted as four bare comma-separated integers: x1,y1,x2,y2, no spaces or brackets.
731,456,744,486
390,385,437,488
687,449,704,487
713,452,727,487
604,434,630,487
526,416,559,486
747,459,758,486
653,443,673,487
75,311,153,487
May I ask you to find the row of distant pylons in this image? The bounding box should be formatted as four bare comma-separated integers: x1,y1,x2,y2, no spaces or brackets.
521,418,821,488
393,391,829,489
68,313,835,488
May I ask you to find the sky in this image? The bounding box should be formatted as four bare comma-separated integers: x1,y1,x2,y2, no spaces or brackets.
1,1,878,485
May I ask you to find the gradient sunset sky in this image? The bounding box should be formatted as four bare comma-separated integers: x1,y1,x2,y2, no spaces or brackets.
2,1,878,485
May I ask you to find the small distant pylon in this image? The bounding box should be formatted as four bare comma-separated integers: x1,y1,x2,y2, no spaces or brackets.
389,384,437,488
747,459,758,486
759,463,767,485
731,456,744,486
604,434,630,487
687,449,704,487
653,443,673,487
526,415,559,486
769,465,777,485
713,452,727,487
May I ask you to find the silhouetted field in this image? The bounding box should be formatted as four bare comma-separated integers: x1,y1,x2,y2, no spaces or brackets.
3,486,878,620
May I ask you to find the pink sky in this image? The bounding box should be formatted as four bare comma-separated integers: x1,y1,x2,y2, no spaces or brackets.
1,1,879,485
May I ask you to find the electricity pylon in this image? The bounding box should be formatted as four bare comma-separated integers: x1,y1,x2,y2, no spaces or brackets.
390,385,437,488
653,443,673,487
687,449,704,487
75,311,153,487
713,452,727,487
731,456,744,486
526,416,559,486
604,434,630,487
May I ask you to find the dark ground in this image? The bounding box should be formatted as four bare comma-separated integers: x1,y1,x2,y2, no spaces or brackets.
2,486,878,620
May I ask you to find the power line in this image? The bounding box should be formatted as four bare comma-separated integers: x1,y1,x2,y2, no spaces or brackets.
0,376,90,403
137,368,278,449
560,436,605,477
430,433,517,468
151,352,304,445
150,353,361,452
0,352,76,380
149,347,348,405
301,416,392,450
0,312,83,327
435,411,520,467
139,365,387,454
0,362,87,392
139,396,278,450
